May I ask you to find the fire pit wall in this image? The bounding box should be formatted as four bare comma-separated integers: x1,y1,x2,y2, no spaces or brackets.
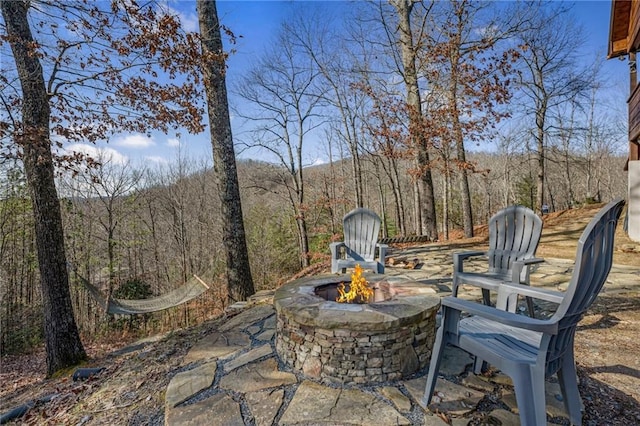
274,275,440,385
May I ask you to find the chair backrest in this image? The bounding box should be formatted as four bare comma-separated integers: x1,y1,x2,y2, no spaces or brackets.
544,199,625,374
487,205,543,279
342,208,382,261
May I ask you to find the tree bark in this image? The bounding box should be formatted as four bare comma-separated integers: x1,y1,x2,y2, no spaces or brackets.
2,0,86,376
449,68,474,238
197,0,255,303
535,105,546,213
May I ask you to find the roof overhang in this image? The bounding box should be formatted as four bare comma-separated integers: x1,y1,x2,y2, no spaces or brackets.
608,0,640,58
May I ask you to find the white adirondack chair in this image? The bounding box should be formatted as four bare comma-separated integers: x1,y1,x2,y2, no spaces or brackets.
330,208,387,274
453,205,544,317
423,199,626,426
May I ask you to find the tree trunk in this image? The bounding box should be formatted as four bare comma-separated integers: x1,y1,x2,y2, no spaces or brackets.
295,125,310,268
455,135,474,237
535,106,546,214
393,0,437,240
391,158,406,236
380,155,405,236
412,171,422,235
2,0,86,376
443,168,450,241
296,211,310,268
349,142,364,208
197,0,255,303
448,42,474,238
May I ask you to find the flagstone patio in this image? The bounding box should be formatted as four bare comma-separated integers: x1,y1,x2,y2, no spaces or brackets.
163,244,640,425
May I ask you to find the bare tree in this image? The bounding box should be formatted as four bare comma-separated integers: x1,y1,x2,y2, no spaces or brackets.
358,83,410,236
389,0,438,239
234,22,325,269
74,154,143,313
0,163,38,353
420,0,523,237
283,7,371,209
514,3,592,213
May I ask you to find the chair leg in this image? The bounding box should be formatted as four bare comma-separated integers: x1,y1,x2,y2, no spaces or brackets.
557,352,583,425
512,366,547,426
481,288,491,306
473,357,487,374
422,325,446,407
451,276,459,297
525,296,536,318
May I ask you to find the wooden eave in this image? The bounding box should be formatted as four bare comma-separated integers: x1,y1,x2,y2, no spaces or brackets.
608,0,640,58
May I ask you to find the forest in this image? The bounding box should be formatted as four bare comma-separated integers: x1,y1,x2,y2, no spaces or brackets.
0,148,627,355
0,0,629,369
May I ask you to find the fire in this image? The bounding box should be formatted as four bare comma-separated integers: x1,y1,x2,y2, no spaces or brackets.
336,264,374,304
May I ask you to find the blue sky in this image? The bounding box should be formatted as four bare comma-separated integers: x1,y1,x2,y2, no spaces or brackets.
82,0,628,168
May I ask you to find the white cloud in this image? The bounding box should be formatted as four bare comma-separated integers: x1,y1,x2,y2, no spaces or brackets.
145,155,169,165
167,137,181,147
113,133,156,148
178,11,198,33
66,144,129,165
312,158,327,166
161,2,199,33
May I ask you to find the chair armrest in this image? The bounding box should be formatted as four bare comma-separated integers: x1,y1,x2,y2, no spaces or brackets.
519,257,545,266
511,257,545,283
441,296,558,334
453,250,486,262
330,242,346,258
453,250,486,273
376,243,388,261
497,282,564,306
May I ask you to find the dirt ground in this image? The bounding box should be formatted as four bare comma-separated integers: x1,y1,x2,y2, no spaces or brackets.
0,203,638,425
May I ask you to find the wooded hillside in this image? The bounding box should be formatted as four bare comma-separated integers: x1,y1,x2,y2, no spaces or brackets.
0,148,626,355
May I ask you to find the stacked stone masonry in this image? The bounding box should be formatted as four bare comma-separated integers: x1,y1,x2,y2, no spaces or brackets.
273,274,441,385
276,315,435,384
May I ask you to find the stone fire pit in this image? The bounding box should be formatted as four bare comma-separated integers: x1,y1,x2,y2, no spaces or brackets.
274,274,440,384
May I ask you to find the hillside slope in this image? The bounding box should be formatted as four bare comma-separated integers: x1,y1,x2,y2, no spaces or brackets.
0,203,637,425
446,202,638,266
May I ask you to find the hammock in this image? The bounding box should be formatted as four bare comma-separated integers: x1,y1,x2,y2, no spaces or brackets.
72,266,210,315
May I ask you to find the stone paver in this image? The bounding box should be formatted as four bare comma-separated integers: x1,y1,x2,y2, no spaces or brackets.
405,376,484,415
223,343,272,373
165,393,243,426
165,361,217,409
162,243,639,425
461,374,495,393
280,380,411,425
219,304,275,332
501,380,569,419
487,409,521,425
245,389,284,426
438,346,473,376
218,357,297,393
182,331,250,364
278,381,336,424
379,386,412,412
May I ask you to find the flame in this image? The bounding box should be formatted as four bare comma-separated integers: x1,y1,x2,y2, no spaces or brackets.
336,264,374,304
